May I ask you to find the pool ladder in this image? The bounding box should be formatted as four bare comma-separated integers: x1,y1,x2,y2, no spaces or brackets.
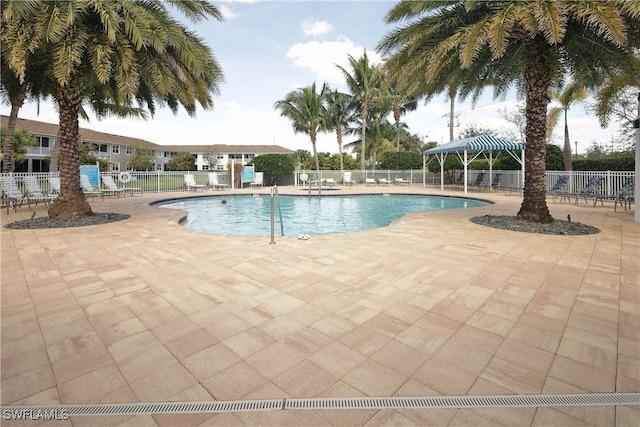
270,185,284,244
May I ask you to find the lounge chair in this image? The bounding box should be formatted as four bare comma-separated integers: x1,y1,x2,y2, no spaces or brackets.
184,174,206,191
208,172,228,190
343,172,355,186
470,172,485,189
48,177,61,195
378,177,392,186
325,178,337,187
547,175,570,203
573,176,604,206
394,177,411,186
23,175,56,206
613,177,634,212
0,175,27,213
482,173,502,191
80,174,104,200
250,172,264,188
102,175,140,197
365,178,376,186
453,172,464,188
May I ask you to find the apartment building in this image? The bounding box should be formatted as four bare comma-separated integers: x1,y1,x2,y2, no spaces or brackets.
1,115,293,173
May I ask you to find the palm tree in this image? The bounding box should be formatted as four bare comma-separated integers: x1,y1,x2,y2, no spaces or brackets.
386,84,417,150
548,83,588,171
378,0,640,223
323,89,355,174
274,82,328,178
336,51,384,172
1,0,223,220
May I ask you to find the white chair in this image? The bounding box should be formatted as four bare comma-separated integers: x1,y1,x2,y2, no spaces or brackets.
184,174,206,191
378,178,392,186
250,172,264,188
23,175,56,206
325,178,337,187
394,177,411,186
100,175,127,197
365,178,376,186
208,172,228,190
1,175,27,213
80,174,104,200
48,177,61,195
343,172,355,186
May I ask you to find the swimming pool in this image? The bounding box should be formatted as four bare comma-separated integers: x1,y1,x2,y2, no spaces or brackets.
157,194,488,237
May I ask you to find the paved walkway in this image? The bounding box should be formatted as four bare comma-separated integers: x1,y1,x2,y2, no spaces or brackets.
1,185,638,426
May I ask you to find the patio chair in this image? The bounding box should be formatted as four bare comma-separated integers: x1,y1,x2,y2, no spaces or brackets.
378,177,392,186
1,175,27,213
80,174,104,200
22,175,56,207
573,176,604,206
547,175,570,203
343,172,355,186
208,172,228,190
482,173,502,191
470,172,485,189
48,177,61,195
101,175,134,197
250,172,264,188
394,177,411,186
325,178,337,187
365,178,376,186
184,174,206,191
453,172,464,188
613,177,635,212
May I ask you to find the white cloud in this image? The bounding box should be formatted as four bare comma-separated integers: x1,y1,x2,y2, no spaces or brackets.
285,36,382,86
301,18,333,37
217,5,236,19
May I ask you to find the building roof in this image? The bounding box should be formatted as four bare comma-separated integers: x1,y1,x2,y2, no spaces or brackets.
1,115,294,154
424,134,524,155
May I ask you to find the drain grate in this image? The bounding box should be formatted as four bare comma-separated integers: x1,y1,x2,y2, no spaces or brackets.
1,393,637,418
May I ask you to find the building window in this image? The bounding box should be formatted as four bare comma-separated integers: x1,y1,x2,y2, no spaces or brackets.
229,154,243,160
202,164,210,170
111,163,120,172
216,164,225,171
157,151,163,158
126,146,132,155
112,145,120,154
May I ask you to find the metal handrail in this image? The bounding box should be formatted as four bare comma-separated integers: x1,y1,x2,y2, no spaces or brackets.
269,185,284,244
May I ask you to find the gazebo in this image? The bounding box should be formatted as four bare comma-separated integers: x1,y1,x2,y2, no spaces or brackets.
423,134,525,194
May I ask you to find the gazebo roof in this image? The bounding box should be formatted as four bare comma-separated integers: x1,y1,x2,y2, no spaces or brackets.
423,134,524,155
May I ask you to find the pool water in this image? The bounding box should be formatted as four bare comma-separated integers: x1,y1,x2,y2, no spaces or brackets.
157,194,488,237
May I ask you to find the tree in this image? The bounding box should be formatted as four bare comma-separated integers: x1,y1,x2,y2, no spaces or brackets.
2,0,223,220
165,151,196,171
251,154,295,186
548,83,588,171
379,151,423,170
384,80,418,150
129,147,155,171
323,89,355,174
0,126,38,165
274,82,328,180
379,0,640,223
336,51,384,172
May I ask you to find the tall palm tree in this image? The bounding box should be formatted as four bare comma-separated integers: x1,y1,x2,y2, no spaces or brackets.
336,51,384,172
323,89,355,174
548,83,588,171
387,85,417,150
1,0,223,220
274,82,328,178
378,0,640,223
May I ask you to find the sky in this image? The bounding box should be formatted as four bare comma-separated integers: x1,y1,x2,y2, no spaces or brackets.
2,0,622,156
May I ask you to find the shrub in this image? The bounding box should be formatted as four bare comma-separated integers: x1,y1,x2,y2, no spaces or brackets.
379,151,423,170
251,154,295,185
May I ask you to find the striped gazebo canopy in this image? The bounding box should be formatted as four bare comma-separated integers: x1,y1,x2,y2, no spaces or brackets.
423,134,524,155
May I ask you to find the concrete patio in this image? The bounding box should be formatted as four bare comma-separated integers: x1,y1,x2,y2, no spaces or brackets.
1,184,638,426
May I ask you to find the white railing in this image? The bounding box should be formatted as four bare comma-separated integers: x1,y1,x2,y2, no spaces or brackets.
546,170,634,199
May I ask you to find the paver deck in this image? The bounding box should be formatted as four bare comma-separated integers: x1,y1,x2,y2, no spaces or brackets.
1,184,638,426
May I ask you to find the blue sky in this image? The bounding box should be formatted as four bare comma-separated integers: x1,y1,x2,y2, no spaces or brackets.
4,0,617,155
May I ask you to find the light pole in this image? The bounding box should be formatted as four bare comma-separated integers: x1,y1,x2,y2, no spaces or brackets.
574,141,578,159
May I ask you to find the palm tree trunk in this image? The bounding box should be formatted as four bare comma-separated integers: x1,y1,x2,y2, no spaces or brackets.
360,103,368,172
2,94,26,173
337,127,344,174
563,110,572,171
517,44,553,224
48,86,93,220
449,85,457,142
